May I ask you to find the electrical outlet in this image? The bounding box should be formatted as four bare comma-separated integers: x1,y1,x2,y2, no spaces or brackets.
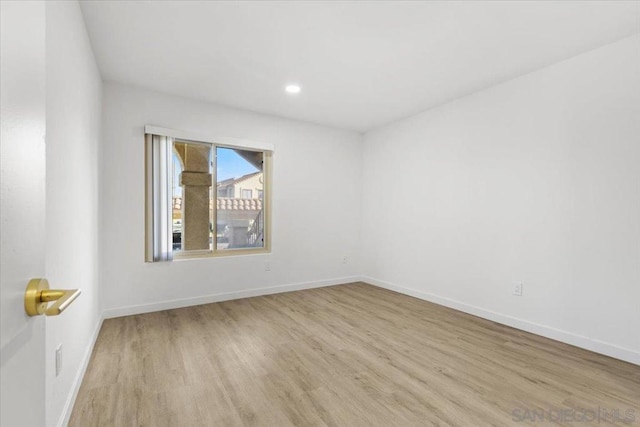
265,261,271,271
342,256,348,264
512,282,523,297
55,345,62,377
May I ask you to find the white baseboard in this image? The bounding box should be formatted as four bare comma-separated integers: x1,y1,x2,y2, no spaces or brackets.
57,312,105,427
103,276,361,319
361,276,640,366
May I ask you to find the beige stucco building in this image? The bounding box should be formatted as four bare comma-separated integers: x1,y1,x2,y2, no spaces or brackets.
217,171,264,200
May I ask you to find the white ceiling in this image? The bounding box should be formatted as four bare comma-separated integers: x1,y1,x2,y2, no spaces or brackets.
80,1,640,132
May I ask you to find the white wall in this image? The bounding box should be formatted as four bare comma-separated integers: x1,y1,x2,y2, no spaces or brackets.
101,83,362,315
361,35,640,364
45,2,102,426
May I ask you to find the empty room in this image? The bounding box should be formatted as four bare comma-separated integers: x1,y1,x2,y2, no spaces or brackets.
1,1,639,426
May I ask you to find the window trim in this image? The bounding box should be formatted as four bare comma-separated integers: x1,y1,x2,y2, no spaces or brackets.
145,128,272,261
144,125,275,151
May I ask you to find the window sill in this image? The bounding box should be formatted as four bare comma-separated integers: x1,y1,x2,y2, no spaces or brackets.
172,247,271,261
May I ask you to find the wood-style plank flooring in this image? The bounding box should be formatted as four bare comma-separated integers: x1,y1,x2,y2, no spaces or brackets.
70,283,640,426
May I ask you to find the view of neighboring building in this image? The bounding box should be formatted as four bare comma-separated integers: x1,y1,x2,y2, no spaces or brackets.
172,169,264,251
217,171,264,200
216,170,264,249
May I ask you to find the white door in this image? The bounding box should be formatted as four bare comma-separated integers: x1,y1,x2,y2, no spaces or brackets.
1,1,47,426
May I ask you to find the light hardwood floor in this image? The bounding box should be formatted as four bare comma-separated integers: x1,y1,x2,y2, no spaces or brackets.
70,283,640,426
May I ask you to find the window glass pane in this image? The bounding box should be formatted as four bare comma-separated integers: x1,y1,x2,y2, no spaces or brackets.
172,141,213,253
216,147,264,250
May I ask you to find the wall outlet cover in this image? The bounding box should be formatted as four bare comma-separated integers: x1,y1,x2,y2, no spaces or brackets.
55,345,63,377
512,282,523,296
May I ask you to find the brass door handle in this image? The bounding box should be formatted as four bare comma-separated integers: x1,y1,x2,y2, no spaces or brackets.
24,278,81,316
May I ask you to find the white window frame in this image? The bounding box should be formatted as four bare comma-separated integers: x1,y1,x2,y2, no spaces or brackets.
145,126,272,262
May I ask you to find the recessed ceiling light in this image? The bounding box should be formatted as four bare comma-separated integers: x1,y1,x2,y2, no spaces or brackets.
285,84,301,95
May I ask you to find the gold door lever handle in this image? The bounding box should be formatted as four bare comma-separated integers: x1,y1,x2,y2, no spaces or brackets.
41,288,81,316
24,278,81,316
